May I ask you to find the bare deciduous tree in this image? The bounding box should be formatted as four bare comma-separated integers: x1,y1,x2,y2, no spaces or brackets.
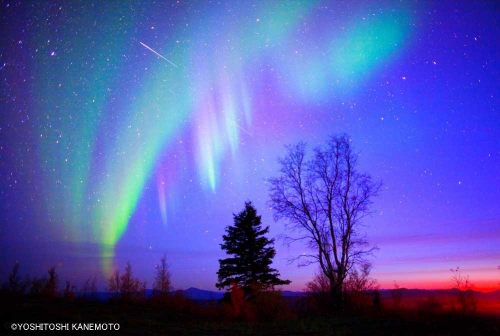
344,262,380,311
268,134,381,308
153,254,172,298
2,263,30,296
107,261,146,301
344,262,378,294
120,261,146,301
62,280,77,301
450,267,476,313
43,266,59,298
81,275,98,300
304,269,333,314
29,276,47,297
305,270,330,296
391,282,403,309
108,270,120,296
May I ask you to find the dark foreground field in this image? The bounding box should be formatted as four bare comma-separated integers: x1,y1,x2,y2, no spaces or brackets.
2,296,499,335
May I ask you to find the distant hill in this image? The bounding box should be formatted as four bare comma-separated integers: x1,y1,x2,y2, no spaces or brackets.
181,287,225,300
282,290,307,297
180,288,306,300
93,287,500,301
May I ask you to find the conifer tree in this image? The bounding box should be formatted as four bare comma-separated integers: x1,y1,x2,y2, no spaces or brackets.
216,201,290,297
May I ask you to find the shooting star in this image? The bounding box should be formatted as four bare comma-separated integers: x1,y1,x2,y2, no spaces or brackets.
227,119,254,137
140,42,178,68
225,187,244,201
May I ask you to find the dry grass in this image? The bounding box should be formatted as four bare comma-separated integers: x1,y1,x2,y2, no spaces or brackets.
1,293,499,335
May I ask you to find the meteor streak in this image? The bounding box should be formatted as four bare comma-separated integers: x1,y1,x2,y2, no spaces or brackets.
140,42,178,68
227,119,253,137
225,187,244,201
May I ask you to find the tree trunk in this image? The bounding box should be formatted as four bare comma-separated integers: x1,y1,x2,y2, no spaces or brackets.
329,279,343,310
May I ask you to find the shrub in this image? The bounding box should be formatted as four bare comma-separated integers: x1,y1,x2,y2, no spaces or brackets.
224,281,250,321
251,288,295,322
417,294,443,316
222,281,295,322
29,276,47,297
62,280,77,302
304,271,331,315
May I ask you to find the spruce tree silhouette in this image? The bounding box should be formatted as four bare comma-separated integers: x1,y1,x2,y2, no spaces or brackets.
216,201,290,298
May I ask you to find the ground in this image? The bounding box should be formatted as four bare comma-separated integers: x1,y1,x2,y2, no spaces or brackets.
1,296,499,335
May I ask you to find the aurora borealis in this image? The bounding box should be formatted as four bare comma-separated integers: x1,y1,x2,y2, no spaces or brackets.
1,1,499,291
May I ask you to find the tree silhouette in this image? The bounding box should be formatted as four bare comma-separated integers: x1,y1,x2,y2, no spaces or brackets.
391,282,403,308
450,267,476,313
62,280,77,302
107,261,146,301
216,201,290,297
108,270,120,296
4,263,21,293
120,261,146,301
2,263,30,296
153,254,172,298
29,276,47,297
268,134,381,308
81,275,98,300
344,262,380,311
43,266,59,298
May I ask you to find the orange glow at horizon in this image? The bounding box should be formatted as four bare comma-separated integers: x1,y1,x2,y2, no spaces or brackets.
377,279,500,293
